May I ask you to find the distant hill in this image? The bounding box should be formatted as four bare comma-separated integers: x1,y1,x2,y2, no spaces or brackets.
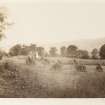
42,37,105,52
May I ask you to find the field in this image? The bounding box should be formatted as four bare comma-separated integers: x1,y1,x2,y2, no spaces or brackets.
0,56,105,97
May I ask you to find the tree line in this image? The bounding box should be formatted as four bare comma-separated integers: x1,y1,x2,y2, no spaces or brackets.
0,43,104,59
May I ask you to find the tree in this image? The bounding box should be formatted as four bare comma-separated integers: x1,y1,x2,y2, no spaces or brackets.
0,7,10,40
49,47,58,57
60,46,67,57
76,50,90,59
91,48,99,59
9,44,22,56
37,47,45,58
30,44,37,52
76,50,83,58
44,52,49,57
0,7,11,59
99,44,105,59
20,45,29,55
67,45,78,57
0,50,7,59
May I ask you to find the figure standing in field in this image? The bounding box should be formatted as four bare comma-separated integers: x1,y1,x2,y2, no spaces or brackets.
73,59,78,65
96,64,103,72
73,59,86,72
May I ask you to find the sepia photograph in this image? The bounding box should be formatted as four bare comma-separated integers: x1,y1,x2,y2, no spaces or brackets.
0,0,105,98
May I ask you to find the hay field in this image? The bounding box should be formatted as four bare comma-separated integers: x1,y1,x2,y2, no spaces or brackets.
0,56,105,97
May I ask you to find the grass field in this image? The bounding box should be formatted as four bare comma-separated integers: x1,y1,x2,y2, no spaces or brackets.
0,56,105,97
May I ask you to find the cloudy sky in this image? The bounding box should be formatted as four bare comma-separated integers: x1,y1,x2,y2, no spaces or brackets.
0,0,105,50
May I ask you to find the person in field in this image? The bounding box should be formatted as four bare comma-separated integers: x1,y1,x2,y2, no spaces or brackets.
73,59,86,72
96,64,103,72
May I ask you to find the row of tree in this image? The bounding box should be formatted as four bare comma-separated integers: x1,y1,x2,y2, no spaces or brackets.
8,43,105,59
7,43,105,59
60,45,100,59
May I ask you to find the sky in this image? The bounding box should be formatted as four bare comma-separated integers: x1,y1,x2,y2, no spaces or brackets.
0,0,105,50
